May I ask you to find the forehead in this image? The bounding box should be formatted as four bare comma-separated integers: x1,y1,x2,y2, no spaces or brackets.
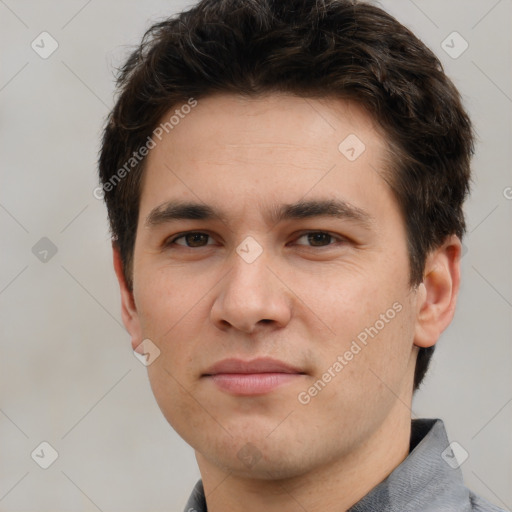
151,93,384,160
139,93,395,225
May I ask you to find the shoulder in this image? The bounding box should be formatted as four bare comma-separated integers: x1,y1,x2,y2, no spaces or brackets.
469,490,508,512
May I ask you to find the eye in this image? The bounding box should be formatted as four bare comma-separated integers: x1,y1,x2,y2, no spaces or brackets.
294,231,343,247
167,232,214,248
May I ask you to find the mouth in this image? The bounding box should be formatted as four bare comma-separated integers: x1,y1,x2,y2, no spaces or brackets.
202,358,306,395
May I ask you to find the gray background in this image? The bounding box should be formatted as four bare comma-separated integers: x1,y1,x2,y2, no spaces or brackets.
1,0,511,510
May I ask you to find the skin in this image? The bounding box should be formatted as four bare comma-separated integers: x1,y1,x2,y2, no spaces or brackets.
114,93,461,511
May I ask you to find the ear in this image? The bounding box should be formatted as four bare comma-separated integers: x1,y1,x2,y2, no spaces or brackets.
414,235,462,348
112,243,143,351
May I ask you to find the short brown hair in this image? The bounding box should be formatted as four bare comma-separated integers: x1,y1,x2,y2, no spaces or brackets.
98,0,474,391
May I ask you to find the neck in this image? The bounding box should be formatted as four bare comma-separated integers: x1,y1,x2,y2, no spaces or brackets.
196,406,412,512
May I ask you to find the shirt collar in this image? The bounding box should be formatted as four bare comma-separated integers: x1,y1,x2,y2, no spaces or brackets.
348,418,472,512
184,418,471,512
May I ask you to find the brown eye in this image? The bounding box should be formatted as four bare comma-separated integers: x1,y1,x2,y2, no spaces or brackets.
171,232,212,247
296,232,337,247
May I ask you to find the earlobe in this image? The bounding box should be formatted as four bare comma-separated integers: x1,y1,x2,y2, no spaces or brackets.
112,243,143,350
414,235,461,349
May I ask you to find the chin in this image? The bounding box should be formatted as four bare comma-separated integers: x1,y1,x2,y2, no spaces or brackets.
211,450,310,481
199,432,321,481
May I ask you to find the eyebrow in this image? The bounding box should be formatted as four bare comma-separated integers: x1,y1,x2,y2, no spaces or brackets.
145,199,374,229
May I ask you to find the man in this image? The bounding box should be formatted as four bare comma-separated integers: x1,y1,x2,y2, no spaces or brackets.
98,0,505,510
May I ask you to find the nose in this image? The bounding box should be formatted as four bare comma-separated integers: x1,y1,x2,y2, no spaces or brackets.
210,248,292,334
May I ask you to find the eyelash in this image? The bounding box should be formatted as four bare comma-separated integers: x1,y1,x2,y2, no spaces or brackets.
164,231,346,249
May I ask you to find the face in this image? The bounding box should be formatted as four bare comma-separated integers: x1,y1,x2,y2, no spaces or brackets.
125,93,423,479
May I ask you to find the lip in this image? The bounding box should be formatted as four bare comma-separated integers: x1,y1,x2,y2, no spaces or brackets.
204,357,303,375
203,358,305,396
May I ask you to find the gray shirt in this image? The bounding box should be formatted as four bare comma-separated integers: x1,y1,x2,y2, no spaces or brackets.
184,418,506,511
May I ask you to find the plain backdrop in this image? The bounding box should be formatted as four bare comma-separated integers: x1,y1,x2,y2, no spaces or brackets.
1,0,511,510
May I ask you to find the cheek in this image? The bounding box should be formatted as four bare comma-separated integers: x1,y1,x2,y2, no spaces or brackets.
304,299,416,428
133,261,208,338
346,296,416,403
308,265,415,388
288,263,394,337
147,360,208,445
